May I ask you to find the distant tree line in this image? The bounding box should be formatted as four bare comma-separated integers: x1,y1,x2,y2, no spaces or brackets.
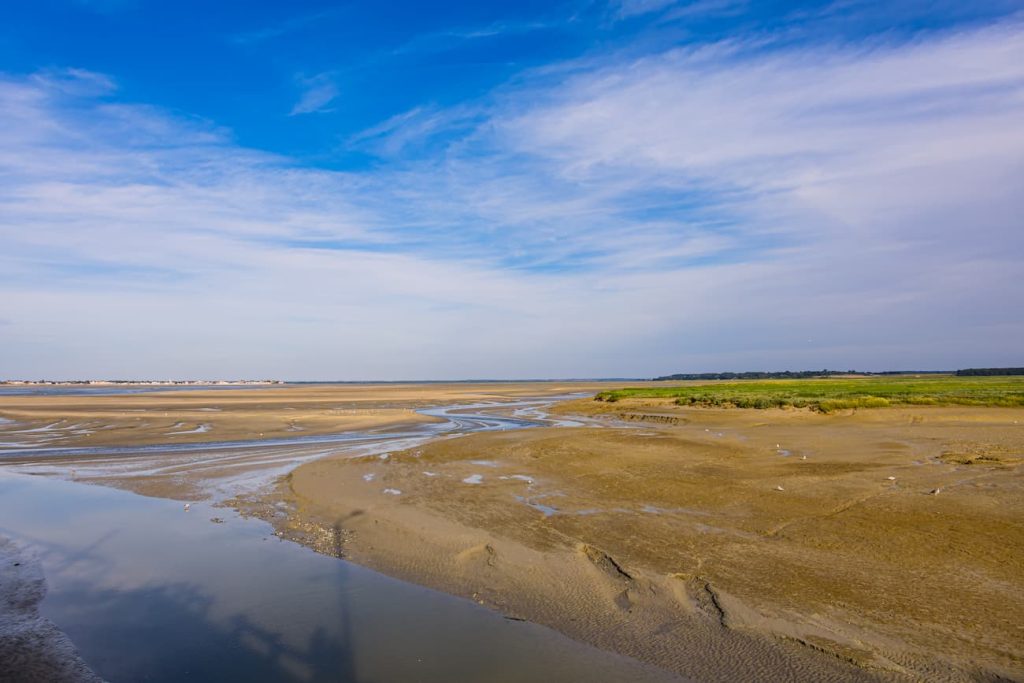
653,370,856,381
655,368,1023,380
955,368,1024,376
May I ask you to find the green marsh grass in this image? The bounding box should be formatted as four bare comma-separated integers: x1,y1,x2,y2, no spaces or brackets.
595,375,1024,412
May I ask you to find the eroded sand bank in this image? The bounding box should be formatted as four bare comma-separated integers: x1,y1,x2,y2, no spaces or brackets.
266,399,1024,682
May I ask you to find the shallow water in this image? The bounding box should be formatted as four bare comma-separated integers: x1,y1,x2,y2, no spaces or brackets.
0,396,566,456
0,396,682,681
0,472,682,683
0,399,587,510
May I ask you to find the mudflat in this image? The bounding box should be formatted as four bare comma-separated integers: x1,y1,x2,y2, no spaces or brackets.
272,397,1024,682
4,383,1022,681
0,537,102,683
0,382,611,450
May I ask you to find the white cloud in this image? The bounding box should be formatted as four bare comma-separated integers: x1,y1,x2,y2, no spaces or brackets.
486,21,1024,305
614,0,680,19
614,0,746,20
2,20,1023,379
232,9,339,45
290,73,340,115
30,67,117,96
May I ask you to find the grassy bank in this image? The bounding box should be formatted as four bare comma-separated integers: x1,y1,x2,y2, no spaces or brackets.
595,375,1024,412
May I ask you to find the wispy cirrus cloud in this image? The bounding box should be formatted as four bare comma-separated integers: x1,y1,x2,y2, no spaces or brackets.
2,18,1023,379
613,0,747,20
231,9,340,45
387,18,562,57
494,21,1024,261
613,0,680,18
28,67,116,96
289,73,340,115
345,18,1024,367
0,69,678,379
72,0,139,13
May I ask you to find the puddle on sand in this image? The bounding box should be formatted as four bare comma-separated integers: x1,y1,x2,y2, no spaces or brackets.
0,472,682,683
168,423,211,435
514,495,559,517
499,474,534,484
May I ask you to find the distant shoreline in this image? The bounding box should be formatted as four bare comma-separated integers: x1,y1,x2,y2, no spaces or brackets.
0,380,284,386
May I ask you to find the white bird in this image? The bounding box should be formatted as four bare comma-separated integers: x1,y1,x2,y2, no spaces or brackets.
887,476,896,481
800,455,807,460
930,488,941,495
184,503,191,511
775,485,785,492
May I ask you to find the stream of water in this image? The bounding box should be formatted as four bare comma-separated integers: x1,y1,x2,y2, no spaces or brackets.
0,397,681,682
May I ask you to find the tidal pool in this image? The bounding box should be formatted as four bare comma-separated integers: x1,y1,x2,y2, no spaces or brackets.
0,472,682,683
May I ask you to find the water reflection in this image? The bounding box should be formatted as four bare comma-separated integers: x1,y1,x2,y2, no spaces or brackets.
0,473,681,683
0,396,576,457
0,397,593,502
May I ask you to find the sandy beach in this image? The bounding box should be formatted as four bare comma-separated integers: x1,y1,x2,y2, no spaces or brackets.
0,383,608,450
2,384,1022,681
7,3,1022,679
263,396,1023,682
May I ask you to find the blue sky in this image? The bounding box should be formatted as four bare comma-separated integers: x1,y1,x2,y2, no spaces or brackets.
1,1,1022,379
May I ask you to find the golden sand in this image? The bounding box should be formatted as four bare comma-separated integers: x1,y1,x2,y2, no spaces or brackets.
0,382,612,449
273,398,1024,682
4,384,1021,681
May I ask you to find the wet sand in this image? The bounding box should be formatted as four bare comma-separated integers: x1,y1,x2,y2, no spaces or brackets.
0,472,683,683
0,537,102,682
0,382,613,451
268,399,1024,682
0,384,610,501
3,384,1022,681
